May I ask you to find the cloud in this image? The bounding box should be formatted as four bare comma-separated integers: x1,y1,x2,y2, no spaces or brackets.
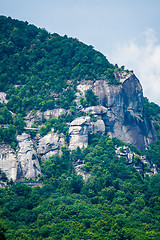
109,28,160,105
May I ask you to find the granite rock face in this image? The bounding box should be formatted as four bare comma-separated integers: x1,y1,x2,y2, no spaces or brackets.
0,72,157,182
0,92,8,104
93,74,156,151
69,115,105,150
0,144,18,181
25,108,66,127
69,73,156,151
17,133,41,180
37,132,66,161
69,116,90,151
0,133,41,181
0,131,66,182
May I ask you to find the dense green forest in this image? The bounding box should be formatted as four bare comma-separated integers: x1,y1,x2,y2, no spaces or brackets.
0,16,160,239
0,15,117,115
0,135,160,239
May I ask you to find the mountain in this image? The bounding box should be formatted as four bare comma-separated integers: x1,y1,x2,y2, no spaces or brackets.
0,16,160,240
0,15,158,181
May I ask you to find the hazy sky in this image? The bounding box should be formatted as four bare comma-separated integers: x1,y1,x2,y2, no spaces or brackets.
1,0,160,104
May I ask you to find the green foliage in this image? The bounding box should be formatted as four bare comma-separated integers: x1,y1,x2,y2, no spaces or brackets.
134,155,141,165
39,113,74,139
0,134,160,239
85,89,98,106
146,140,160,167
0,16,115,115
13,113,26,134
0,125,17,147
0,107,13,124
0,169,8,182
0,106,25,146
80,89,98,108
143,97,160,120
144,97,160,167
80,96,88,108
0,16,160,240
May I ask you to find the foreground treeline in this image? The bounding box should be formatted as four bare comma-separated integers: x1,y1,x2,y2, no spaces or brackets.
0,135,160,240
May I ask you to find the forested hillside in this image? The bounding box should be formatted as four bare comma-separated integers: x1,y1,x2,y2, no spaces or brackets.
0,16,160,240
0,15,117,115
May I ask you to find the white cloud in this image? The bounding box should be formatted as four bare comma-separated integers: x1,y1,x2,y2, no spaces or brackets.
109,28,160,105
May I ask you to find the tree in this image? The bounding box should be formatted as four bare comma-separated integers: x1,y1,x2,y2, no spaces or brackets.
85,89,98,106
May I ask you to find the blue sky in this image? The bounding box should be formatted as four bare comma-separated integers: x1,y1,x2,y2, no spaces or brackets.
1,0,160,104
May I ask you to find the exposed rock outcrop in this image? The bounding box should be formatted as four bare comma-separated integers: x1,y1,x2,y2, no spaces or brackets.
0,133,41,181
0,72,158,182
73,73,157,152
0,131,66,182
115,146,158,177
69,115,105,150
25,108,66,127
69,116,90,151
17,133,41,180
74,162,91,182
0,144,17,181
0,92,8,104
37,132,66,161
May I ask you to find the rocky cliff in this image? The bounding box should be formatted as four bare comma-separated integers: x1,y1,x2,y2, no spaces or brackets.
0,72,157,182
72,72,157,152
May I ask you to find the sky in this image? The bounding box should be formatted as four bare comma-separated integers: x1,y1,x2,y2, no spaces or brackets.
1,0,160,105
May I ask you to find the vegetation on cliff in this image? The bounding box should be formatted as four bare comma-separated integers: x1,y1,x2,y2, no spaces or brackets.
0,16,160,239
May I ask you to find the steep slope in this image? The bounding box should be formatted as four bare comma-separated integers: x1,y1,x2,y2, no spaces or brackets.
70,72,156,152
0,16,160,240
0,16,159,182
0,15,115,114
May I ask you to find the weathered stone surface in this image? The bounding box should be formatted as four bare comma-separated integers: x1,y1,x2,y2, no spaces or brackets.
69,116,90,150
69,116,105,150
89,119,105,135
37,132,65,161
17,133,41,180
70,116,90,126
93,74,156,151
43,109,66,121
0,92,8,103
0,144,18,181
25,109,66,127
71,73,156,152
0,72,158,183
84,105,108,115
75,81,93,108
0,134,41,182
0,131,66,181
